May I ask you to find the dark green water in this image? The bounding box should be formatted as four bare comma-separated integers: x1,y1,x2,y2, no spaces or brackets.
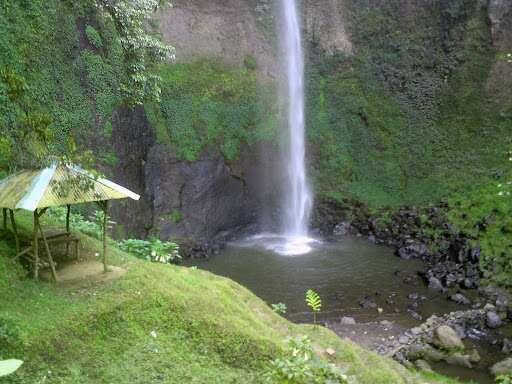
185,236,501,383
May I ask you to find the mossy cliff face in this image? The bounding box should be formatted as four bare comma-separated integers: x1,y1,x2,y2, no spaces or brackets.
0,1,510,263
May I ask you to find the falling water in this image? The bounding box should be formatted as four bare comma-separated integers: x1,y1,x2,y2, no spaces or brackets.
282,0,312,234
248,0,315,255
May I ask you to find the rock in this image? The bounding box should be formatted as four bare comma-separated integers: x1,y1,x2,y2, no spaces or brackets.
502,338,512,354
445,353,472,368
487,311,503,328
325,348,336,356
399,336,410,344
380,320,393,327
469,349,481,363
484,303,496,311
408,292,419,300
422,345,446,362
491,357,512,377
450,293,471,305
359,298,377,309
408,310,423,321
411,327,423,335
340,316,356,325
333,221,352,236
415,359,433,372
397,242,428,260
434,325,465,351
428,277,444,291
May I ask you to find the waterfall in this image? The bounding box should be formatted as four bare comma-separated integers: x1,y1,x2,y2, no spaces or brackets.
248,0,316,256
282,0,312,237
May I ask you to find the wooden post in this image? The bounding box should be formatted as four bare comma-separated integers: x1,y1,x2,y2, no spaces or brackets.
2,208,6,230
37,219,58,282
9,209,20,255
102,200,109,273
65,204,71,257
33,209,39,280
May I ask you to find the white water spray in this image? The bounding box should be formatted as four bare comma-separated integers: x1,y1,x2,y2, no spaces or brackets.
282,0,312,233
247,0,316,256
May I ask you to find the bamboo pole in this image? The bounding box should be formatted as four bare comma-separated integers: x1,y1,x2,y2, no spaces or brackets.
102,201,109,273
37,219,58,282
33,210,39,280
65,204,71,257
9,209,20,255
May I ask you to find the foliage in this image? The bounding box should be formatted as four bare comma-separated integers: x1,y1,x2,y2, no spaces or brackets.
271,303,287,316
305,290,322,325
48,207,107,240
93,0,175,105
265,336,348,384
307,0,509,207
497,374,512,384
0,360,23,377
146,60,278,161
118,237,181,264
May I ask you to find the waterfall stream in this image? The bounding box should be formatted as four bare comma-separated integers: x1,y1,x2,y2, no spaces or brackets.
282,0,312,237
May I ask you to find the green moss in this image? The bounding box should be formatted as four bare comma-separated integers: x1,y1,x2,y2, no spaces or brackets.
306,0,509,209
146,60,278,161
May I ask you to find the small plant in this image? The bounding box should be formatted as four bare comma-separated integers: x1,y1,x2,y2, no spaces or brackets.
497,374,512,384
118,238,181,264
265,336,348,384
271,302,287,315
0,359,23,377
306,289,322,325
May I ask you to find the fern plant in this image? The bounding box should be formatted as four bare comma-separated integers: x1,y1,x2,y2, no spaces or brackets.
305,289,322,325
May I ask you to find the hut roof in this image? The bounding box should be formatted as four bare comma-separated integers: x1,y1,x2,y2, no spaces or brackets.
0,163,140,211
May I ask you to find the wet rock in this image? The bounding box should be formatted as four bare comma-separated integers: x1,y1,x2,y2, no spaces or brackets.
407,310,423,321
445,352,473,368
359,298,377,309
397,242,428,260
491,357,512,377
433,325,464,350
408,292,419,300
422,345,445,362
340,316,356,325
502,338,512,354
450,293,471,305
415,359,433,372
487,311,503,329
428,277,444,291
333,221,352,236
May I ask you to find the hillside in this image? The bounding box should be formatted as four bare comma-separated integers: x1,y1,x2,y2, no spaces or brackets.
0,216,461,384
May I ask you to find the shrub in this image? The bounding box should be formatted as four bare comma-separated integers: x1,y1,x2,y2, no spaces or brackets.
265,336,348,384
118,237,181,264
271,303,287,316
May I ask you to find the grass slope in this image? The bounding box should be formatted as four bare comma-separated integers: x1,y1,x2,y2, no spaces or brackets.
0,216,464,384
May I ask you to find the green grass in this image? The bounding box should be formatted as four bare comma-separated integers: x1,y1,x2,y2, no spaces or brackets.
0,213,462,384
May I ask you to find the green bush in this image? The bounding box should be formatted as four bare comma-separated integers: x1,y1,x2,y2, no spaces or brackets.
265,336,348,384
118,237,181,264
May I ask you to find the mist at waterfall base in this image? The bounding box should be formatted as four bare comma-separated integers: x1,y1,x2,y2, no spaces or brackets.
250,0,316,256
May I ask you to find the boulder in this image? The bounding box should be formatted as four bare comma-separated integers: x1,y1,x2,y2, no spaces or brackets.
491,357,512,377
445,353,472,368
503,338,512,354
333,221,352,236
433,325,465,351
340,316,356,325
487,311,503,328
415,359,433,372
428,277,444,291
450,293,471,305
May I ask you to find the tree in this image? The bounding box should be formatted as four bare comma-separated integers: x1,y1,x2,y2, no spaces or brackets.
94,0,175,105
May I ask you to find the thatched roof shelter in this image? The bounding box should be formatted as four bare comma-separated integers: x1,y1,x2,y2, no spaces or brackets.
0,162,140,281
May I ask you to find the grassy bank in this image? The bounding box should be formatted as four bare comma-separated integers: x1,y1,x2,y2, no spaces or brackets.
0,215,463,384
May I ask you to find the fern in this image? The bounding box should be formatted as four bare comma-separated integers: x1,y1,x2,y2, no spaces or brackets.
305,289,322,325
